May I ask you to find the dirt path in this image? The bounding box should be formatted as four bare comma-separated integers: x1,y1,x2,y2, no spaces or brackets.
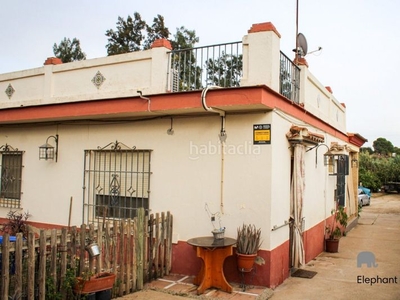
116,193,400,300
362,192,400,214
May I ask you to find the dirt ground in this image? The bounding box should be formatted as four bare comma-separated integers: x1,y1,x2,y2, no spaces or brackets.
114,193,400,300
362,192,400,214
114,289,189,300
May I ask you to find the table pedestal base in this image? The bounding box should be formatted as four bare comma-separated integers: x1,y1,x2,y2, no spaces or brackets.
193,245,233,295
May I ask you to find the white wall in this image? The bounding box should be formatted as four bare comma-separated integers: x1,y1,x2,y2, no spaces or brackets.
0,113,281,249
0,110,350,256
269,112,292,249
301,66,347,134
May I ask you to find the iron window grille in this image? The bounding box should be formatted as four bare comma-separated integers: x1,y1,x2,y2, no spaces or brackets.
83,141,151,224
0,144,23,208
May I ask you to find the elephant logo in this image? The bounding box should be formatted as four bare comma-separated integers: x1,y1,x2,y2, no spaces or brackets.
357,251,378,268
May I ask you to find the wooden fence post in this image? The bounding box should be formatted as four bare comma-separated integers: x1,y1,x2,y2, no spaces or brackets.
38,230,46,300
1,233,10,300
118,219,125,297
154,213,160,277
166,211,173,274
126,218,132,293
27,230,35,300
96,224,103,272
50,229,57,286
70,226,77,273
132,218,137,291
14,233,23,299
148,213,154,281
104,221,111,271
0,210,173,298
79,224,86,275
88,223,95,274
160,212,165,277
136,207,144,290
60,228,68,300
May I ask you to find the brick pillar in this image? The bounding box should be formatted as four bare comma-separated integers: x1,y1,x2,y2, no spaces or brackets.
44,57,63,65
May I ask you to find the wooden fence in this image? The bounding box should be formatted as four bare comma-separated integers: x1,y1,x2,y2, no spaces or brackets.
0,208,173,299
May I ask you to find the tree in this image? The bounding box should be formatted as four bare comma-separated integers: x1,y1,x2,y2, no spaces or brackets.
169,27,201,91
105,12,171,55
53,38,86,63
360,147,373,155
373,137,394,156
359,147,400,191
143,14,170,50
105,12,147,55
106,14,199,55
170,26,199,50
394,146,400,156
205,53,242,87
358,151,381,191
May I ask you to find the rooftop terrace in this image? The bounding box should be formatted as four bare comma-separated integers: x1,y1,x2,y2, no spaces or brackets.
0,22,346,132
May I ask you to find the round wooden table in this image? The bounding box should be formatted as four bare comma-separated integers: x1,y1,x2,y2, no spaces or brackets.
187,236,236,295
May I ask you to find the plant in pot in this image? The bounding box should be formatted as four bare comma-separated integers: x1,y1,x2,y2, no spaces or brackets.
325,205,348,253
236,224,264,272
74,269,116,296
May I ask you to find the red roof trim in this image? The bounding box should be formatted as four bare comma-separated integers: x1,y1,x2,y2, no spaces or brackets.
0,86,351,144
348,133,368,147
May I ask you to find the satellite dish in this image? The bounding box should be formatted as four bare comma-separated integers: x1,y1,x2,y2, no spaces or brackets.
297,33,308,57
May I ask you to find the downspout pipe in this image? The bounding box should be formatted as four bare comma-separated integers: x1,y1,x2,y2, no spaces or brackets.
137,90,151,112
201,86,225,117
201,86,226,214
201,86,226,138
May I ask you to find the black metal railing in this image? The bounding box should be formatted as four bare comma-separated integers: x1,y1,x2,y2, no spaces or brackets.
168,41,243,92
279,51,300,104
167,42,301,104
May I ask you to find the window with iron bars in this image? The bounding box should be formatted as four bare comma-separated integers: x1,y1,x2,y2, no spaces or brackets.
0,145,23,208
83,141,151,224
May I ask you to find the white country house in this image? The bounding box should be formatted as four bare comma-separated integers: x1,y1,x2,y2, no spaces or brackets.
0,22,366,288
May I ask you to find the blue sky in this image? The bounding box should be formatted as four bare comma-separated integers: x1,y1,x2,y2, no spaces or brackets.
1,0,399,148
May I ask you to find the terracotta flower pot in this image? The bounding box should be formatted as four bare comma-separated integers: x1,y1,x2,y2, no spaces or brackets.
74,272,116,294
236,253,257,272
325,239,339,253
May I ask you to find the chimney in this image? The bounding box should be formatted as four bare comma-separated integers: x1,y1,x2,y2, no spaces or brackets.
44,57,63,65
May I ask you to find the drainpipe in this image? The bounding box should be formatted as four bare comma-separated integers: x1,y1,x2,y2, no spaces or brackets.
137,90,151,112
201,86,227,140
201,86,226,214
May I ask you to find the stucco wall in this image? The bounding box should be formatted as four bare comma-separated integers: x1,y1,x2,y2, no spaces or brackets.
0,113,279,249
301,67,346,133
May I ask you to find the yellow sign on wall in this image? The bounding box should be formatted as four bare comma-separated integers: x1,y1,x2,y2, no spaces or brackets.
253,124,271,144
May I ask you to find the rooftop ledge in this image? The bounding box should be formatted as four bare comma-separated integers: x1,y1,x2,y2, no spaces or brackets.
0,21,346,134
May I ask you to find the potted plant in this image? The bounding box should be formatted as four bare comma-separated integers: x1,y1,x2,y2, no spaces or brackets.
0,210,31,238
325,205,348,253
74,270,116,295
236,224,264,271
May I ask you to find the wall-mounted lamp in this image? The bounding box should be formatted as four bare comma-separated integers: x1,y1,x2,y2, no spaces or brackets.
323,149,333,166
326,153,349,176
39,134,59,162
307,143,330,168
307,143,350,175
